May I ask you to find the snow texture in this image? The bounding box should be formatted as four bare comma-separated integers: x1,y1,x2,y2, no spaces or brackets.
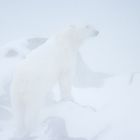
0,36,139,140
10,25,100,137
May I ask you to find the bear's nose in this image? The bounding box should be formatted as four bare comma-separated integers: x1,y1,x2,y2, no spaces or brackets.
95,30,99,36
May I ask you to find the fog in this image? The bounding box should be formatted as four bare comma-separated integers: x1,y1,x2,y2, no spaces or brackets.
0,0,140,73
0,0,140,140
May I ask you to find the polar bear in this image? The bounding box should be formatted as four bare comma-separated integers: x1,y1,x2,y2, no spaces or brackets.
10,25,99,137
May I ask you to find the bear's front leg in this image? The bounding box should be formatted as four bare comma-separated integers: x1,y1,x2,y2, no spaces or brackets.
59,73,74,102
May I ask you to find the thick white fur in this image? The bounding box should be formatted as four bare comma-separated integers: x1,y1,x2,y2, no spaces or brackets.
10,25,99,137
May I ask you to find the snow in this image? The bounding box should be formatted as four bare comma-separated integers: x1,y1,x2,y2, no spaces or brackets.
0,38,140,140
0,0,139,139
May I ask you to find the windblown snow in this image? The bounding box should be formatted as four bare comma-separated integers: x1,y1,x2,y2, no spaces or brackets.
0,37,139,140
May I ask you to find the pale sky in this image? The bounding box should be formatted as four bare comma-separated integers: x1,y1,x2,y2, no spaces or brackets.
0,0,140,74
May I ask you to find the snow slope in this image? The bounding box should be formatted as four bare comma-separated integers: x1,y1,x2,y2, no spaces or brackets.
0,39,140,140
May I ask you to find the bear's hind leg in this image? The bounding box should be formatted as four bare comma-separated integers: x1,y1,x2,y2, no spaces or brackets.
12,98,27,138
24,97,44,136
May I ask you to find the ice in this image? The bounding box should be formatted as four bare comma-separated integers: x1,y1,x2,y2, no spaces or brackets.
0,38,47,96
0,39,140,140
0,73,140,140
0,0,140,139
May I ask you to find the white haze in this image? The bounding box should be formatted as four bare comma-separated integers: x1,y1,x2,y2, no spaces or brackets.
0,0,140,140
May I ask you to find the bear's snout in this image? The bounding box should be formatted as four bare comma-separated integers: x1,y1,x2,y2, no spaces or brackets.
90,30,99,37
94,30,99,36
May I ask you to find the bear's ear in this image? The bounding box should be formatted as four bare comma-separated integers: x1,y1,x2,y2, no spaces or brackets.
68,25,76,29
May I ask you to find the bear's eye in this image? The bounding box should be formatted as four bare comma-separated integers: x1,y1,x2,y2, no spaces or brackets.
5,49,18,57
85,25,90,29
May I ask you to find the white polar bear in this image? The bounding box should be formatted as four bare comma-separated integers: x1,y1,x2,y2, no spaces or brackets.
10,25,99,137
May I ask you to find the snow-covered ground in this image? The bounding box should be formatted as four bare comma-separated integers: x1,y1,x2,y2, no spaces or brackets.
0,38,140,140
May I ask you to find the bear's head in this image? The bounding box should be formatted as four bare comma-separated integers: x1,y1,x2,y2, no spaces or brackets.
59,25,99,46
75,25,99,39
